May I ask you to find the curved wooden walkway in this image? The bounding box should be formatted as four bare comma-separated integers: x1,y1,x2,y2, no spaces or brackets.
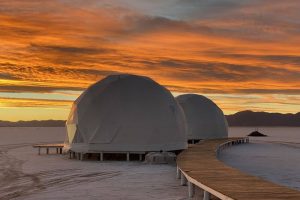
176,138,300,200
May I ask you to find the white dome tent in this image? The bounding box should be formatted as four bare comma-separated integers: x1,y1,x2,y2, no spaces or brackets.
176,94,228,143
65,74,187,160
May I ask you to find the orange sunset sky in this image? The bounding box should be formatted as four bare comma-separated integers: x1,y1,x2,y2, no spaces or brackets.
1,0,300,121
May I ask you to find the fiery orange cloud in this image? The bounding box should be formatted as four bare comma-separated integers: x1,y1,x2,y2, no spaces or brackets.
1,0,300,120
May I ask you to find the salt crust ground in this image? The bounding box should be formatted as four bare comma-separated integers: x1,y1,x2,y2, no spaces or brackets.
1,127,299,199
0,127,189,200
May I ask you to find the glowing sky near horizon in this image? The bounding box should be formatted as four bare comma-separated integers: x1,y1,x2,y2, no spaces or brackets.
1,0,300,121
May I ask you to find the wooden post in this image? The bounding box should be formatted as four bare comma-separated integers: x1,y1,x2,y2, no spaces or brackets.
139,154,143,161
60,148,62,154
56,148,59,154
176,167,181,179
46,148,49,154
69,151,72,159
126,152,130,161
180,173,187,186
38,147,41,155
188,181,195,198
100,152,103,161
203,191,210,200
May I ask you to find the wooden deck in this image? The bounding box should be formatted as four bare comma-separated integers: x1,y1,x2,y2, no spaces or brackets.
176,138,300,200
33,143,64,155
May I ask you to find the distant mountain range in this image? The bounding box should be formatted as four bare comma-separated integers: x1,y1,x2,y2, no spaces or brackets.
0,110,299,127
0,120,66,127
226,110,300,126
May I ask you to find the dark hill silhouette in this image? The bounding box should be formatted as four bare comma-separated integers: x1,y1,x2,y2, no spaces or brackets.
0,120,65,127
226,110,300,126
0,110,299,127
248,130,267,137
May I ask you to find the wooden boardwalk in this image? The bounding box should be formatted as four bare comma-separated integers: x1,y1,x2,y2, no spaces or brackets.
176,138,300,200
33,143,64,155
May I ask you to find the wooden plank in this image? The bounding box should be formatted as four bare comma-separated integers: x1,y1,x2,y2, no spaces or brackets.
177,138,300,200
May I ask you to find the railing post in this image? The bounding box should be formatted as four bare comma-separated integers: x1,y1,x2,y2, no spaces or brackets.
176,167,181,179
180,173,187,186
188,181,195,198
203,190,210,200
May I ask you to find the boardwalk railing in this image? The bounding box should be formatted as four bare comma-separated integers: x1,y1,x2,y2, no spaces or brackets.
176,137,300,200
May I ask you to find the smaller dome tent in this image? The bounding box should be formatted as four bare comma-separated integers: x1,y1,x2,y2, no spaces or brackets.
65,74,187,153
176,94,228,141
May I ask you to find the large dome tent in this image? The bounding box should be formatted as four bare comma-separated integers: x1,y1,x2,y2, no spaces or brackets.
176,94,228,143
65,74,187,157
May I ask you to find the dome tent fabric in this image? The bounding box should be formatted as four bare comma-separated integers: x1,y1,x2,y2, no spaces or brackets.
176,94,228,140
65,74,187,153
